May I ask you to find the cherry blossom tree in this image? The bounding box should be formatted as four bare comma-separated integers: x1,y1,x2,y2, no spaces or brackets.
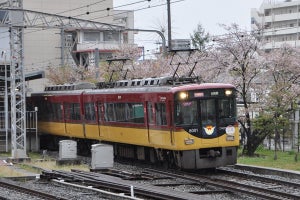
47,65,101,84
260,45,300,158
209,24,265,156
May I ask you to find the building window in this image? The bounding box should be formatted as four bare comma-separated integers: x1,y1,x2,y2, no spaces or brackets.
84,32,100,42
0,11,7,22
103,31,119,42
123,32,128,43
265,10,270,16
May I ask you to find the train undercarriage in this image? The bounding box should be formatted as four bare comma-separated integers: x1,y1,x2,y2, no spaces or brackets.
40,134,237,169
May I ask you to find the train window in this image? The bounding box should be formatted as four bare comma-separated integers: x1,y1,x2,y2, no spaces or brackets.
97,102,103,122
155,103,167,126
51,103,62,121
115,103,126,122
84,103,96,121
131,103,144,123
64,103,81,121
104,102,144,124
218,98,236,125
104,103,116,121
175,101,197,125
147,102,154,124
39,101,52,121
200,99,216,126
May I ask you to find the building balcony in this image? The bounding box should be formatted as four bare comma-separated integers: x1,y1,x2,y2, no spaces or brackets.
263,26,300,36
76,42,122,52
263,40,300,49
264,12,299,22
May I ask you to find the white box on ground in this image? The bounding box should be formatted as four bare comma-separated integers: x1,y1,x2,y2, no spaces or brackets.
59,140,77,160
91,143,114,169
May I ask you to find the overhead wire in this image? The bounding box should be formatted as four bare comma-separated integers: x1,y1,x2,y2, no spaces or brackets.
0,0,180,66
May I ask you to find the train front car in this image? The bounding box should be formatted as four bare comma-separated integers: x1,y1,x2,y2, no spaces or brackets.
171,83,239,169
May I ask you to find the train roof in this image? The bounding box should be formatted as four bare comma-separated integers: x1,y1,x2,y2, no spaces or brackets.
32,77,235,96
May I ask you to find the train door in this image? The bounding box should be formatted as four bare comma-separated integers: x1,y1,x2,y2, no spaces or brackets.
148,102,172,146
63,102,84,138
62,102,68,135
96,102,102,138
83,102,99,139
168,101,175,145
146,102,154,144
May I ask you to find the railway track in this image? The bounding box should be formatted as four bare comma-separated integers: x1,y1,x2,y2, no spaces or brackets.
0,179,69,200
3,155,300,200
30,160,299,200
145,168,300,200
41,169,205,200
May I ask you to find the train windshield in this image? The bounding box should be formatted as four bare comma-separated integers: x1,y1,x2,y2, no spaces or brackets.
175,97,236,127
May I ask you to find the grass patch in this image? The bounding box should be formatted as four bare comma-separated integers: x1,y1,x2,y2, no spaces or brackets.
26,160,89,172
238,149,300,171
0,152,90,176
0,167,24,177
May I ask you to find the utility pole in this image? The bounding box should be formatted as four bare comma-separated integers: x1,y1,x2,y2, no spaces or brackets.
167,0,172,51
8,0,28,159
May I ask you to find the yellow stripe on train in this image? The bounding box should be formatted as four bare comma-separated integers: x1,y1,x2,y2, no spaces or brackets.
38,122,239,151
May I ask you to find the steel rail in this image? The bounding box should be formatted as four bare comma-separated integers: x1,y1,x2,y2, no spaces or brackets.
0,179,69,200
145,168,300,200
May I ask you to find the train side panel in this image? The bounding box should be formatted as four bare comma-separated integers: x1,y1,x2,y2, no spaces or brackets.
99,125,149,146
38,122,66,136
84,124,100,140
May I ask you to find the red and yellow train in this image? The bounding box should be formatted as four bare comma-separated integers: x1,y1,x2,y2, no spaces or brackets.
30,77,239,169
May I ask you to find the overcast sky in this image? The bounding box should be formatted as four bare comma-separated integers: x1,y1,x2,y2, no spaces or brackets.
114,0,265,52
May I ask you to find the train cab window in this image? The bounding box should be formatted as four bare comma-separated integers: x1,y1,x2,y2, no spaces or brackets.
175,101,197,125
155,103,167,126
218,98,236,125
200,99,216,126
147,102,154,124
84,103,96,121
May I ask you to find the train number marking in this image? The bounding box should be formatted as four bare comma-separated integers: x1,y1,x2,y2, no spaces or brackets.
188,128,198,133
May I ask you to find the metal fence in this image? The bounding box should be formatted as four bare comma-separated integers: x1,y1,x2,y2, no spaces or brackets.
0,111,38,152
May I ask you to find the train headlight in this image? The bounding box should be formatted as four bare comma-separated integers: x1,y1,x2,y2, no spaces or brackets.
179,92,188,100
225,89,233,96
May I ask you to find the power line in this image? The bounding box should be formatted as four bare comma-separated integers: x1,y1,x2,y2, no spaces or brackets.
0,0,186,69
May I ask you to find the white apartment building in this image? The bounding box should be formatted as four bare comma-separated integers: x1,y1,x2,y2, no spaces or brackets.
251,1,300,151
0,0,135,92
251,0,300,49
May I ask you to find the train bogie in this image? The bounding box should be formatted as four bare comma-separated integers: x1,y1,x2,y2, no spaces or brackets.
174,147,237,169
